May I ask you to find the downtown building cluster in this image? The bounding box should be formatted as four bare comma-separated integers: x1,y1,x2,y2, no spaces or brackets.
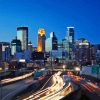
0,26,100,70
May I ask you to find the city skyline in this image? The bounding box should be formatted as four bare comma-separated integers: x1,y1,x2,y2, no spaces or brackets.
0,0,100,46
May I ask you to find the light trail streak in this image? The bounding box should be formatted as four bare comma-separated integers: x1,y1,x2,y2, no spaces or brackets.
23,88,50,100
23,71,73,100
87,82,100,90
40,75,53,90
23,72,60,100
82,84,92,92
1,72,34,84
23,73,58,100
40,83,72,100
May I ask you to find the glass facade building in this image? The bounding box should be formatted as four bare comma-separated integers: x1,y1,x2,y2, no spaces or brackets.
0,42,11,61
45,32,58,52
28,41,33,51
75,38,90,65
11,37,21,56
66,27,75,60
17,27,28,51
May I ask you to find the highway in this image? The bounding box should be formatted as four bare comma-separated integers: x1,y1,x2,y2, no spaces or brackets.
0,72,34,85
0,70,83,100
71,75,100,100
0,70,50,100
0,77,36,100
23,71,73,100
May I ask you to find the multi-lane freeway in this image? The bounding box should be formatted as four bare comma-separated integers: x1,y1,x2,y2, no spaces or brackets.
1,69,98,100
0,69,52,100
71,75,100,100
0,77,36,100
23,71,73,100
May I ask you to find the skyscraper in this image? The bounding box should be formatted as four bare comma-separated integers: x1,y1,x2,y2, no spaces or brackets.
75,38,90,65
17,27,28,51
45,32,58,52
91,44,100,63
62,38,67,51
11,37,21,56
0,42,11,61
37,28,46,52
28,41,33,51
67,27,75,60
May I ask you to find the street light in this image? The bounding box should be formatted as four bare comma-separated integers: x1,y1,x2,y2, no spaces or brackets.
74,67,80,75
75,67,80,71
63,65,66,71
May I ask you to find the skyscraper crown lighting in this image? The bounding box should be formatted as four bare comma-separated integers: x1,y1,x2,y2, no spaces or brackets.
38,28,45,36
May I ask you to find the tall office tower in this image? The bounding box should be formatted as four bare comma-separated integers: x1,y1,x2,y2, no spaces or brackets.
0,42,11,61
11,37,22,56
37,28,46,52
17,27,28,51
28,41,33,51
67,27,75,60
45,32,58,52
75,38,90,65
91,44,100,63
62,38,67,51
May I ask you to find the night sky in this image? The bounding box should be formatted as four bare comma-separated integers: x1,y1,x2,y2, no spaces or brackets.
0,0,100,46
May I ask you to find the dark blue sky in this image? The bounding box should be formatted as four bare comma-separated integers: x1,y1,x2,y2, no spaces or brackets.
0,0,100,46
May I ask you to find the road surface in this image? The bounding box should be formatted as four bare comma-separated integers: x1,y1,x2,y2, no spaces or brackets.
0,77,35,100
71,75,100,100
23,71,73,100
